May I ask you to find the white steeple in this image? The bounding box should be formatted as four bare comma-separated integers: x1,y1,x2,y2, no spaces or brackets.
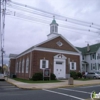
47,16,59,39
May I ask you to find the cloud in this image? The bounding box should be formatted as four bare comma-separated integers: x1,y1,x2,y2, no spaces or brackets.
0,0,100,64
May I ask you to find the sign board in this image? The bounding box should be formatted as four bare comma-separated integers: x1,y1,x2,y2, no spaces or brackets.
43,68,51,80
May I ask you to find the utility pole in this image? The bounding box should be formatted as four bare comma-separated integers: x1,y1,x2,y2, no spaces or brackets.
0,0,2,73
0,0,4,73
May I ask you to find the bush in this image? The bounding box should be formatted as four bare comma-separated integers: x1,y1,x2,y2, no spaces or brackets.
77,72,82,78
50,73,56,80
70,71,78,79
32,73,43,81
32,73,56,81
13,74,16,78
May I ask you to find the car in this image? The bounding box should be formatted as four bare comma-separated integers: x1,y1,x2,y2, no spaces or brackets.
85,72,100,79
0,73,5,80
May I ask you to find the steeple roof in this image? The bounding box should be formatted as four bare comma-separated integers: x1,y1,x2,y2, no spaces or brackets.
50,16,58,25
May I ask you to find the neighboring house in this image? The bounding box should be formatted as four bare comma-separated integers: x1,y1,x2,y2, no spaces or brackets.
77,43,100,73
9,18,81,79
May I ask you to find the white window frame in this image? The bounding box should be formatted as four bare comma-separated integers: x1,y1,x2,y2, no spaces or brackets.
22,59,24,73
26,58,29,73
70,62,76,70
40,59,49,69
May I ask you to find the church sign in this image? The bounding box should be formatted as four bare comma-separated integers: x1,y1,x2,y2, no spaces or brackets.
43,68,51,80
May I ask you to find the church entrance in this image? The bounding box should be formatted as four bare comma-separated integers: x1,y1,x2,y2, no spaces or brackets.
53,54,66,79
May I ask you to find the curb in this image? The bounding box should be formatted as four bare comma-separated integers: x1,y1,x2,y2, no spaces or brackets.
6,79,100,90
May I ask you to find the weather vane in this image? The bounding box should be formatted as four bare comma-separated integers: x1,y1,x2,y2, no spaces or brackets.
53,15,55,20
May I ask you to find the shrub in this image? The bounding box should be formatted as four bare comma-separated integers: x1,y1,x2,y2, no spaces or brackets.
13,74,16,78
50,73,56,80
70,71,78,79
32,73,43,81
32,73,56,81
77,72,82,78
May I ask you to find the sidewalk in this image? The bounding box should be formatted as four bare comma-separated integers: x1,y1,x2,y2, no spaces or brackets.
5,78,100,90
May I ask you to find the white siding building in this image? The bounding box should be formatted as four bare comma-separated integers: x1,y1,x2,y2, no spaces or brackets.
77,43,100,73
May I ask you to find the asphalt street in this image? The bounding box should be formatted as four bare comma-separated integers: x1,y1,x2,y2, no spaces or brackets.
0,81,100,100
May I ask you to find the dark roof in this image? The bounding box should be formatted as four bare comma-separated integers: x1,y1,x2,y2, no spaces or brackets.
50,19,58,25
76,43,100,55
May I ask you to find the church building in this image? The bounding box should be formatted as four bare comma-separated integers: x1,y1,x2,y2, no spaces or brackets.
9,18,81,79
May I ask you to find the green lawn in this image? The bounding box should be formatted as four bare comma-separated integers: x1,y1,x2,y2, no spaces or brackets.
75,78,94,81
13,78,61,83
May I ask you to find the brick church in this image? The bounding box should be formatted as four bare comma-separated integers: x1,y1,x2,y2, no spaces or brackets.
9,18,81,79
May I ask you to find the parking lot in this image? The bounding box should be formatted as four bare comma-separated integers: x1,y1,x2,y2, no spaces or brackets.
0,81,100,100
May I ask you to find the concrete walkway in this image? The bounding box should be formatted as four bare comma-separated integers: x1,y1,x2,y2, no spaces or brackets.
5,78,100,90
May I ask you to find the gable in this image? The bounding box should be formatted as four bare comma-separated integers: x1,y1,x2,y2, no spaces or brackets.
37,36,78,53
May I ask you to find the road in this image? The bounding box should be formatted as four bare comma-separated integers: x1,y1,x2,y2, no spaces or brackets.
0,81,100,100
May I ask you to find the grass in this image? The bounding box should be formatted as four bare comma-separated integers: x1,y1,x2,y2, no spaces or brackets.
13,78,61,83
75,78,94,81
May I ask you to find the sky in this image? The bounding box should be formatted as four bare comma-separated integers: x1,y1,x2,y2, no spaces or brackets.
0,0,100,64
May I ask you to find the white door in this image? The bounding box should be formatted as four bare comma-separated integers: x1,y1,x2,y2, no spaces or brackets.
54,60,66,79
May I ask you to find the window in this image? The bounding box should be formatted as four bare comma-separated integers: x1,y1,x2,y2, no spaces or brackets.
16,62,18,73
40,60,49,69
82,55,84,60
98,63,100,70
26,58,29,73
93,64,95,69
90,54,92,60
92,64,96,70
92,54,95,59
51,26,54,33
71,62,74,69
42,60,46,68
90,53,96,60
56,61,63,64
19,61,21,73
55,26,57,32
22,59,24,73
97,53,100,59
56,41,63,47
70,62,76,70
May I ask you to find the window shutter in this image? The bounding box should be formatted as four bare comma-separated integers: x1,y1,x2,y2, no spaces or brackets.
46,60,49,68
40,60,43,69
74,62,76,70
70,62,72,70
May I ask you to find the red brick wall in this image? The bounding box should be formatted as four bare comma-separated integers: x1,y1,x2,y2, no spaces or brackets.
31,50,80,77
10,50,80,79
10,59,16,75
16,53,30,79
38,36,78,52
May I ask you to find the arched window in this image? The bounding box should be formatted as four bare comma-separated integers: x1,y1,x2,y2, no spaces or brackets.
19,61,21,73
26,58,29,73
16,62,18,73
22,59,25,73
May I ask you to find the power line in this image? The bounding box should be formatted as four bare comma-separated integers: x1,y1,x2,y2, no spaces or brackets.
6,10,100,34
8,1,100,29
7,3,100,31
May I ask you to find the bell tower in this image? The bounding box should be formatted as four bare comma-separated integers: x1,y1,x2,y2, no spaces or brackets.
47,16,59,39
